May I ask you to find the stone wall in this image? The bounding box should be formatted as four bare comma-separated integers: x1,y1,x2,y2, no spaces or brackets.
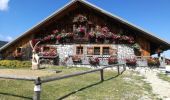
117,44,135,64
55,44,135,65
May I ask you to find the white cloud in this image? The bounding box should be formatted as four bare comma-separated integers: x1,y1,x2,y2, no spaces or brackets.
0,0,10,11
6,36,13,41
0,34,13,41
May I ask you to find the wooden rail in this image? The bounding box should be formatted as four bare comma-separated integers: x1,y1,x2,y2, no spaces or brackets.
0,64,126,100
41,64,125,83
0,75,37,81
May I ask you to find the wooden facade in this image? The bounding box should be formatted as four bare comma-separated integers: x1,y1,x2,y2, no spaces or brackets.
0,0,170,61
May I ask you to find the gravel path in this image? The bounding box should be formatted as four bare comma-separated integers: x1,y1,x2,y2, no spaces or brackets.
135,68,170,99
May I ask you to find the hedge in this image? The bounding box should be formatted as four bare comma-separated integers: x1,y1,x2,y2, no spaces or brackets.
0,60,31,68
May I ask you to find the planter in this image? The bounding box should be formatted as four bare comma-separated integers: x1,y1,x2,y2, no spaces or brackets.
108,57,118,65
89,57,99,66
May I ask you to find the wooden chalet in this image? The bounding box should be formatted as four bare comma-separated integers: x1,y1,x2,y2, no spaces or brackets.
0,0,170,65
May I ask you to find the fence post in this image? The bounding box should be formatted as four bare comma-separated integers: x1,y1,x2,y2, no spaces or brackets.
33,77,41,100
100,69,104,82
117,65,120,75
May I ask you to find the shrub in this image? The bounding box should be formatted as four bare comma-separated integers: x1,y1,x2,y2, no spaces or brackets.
0,60,31,68
108,57,118,65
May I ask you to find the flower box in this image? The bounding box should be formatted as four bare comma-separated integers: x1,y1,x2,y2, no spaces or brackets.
126,58,137,67
89,57,99,65
108,57,118,65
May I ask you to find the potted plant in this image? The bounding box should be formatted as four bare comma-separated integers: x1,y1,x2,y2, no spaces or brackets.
105,32,113,43
128,36,135,44
96,33,105,43
88,31,96,43
89,57,100,66
126,58,137,67
65,32,74,42
112,34,121,43
108,56,118,65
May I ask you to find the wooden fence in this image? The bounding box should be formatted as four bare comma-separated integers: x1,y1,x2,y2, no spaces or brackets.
0,64,125,100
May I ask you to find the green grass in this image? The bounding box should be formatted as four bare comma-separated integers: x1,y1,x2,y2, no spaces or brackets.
158,73,170,83
0,66,157,100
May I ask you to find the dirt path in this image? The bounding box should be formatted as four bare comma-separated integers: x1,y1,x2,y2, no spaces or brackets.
136,68,170,99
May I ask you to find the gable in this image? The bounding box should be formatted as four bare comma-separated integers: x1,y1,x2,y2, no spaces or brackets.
0,0,170,53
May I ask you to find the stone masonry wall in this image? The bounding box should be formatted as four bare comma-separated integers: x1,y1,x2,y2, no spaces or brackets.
55,44,135,65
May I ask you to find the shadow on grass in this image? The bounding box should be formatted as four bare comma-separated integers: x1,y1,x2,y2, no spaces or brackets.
57,69,126,100
0,92,32,100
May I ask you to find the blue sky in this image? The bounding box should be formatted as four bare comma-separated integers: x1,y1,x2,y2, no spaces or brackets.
0,0,170,57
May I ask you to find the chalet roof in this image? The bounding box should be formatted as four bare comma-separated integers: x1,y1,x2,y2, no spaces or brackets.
0,0,170,52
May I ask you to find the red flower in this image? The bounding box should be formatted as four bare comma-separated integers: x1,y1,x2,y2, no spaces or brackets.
56,35,61,41
108,57,118,64
121,35,130,41
89,57,100,65
52,29,59,34
102,26,109,34
126,58,137,66
112,34,121,40
31,39,40,46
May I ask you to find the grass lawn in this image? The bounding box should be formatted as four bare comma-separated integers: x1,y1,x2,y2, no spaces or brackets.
0,66,158,100
158,73,170,83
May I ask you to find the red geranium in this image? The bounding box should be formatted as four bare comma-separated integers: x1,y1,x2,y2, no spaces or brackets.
89,57,100,65
108,57,118,65
121,35,130,41
56,35,61,41
126,58,137,66
101,26,109,34
52,29,59,34
112,34,121,40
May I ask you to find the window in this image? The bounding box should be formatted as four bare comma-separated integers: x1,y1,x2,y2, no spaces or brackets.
103,47,110,55
94,47,100,55
87,47,93,55
17,47,22,53
76,46,83,55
